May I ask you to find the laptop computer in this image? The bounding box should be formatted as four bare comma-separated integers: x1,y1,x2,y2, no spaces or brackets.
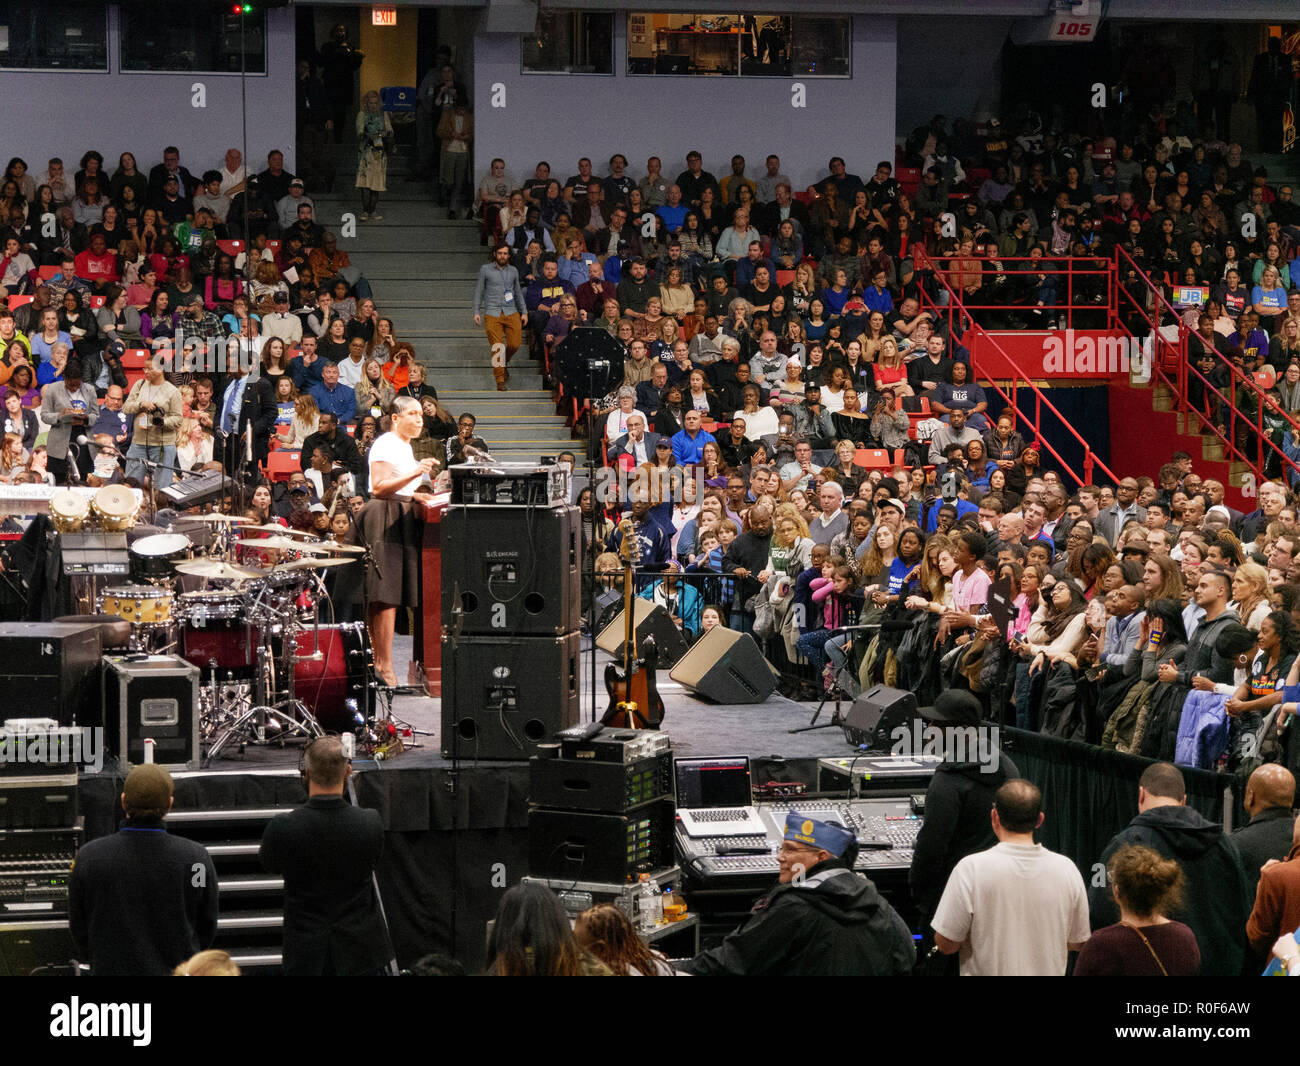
674,756,766,837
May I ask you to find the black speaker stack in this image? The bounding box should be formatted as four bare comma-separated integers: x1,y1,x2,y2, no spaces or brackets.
441,465,582,760
528,726,676,884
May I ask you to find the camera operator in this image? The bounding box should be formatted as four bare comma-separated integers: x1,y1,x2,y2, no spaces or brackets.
122,355,183,489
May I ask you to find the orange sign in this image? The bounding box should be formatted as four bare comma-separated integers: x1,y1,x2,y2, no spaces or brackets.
372,6,397,27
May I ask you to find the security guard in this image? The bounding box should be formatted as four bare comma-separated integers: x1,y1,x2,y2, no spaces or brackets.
679,811,915,975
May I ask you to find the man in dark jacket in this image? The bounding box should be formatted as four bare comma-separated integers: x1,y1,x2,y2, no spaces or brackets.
1089,762,1249,976
1231,764,1296,900
909,690,1020,922
680,811,914,975
722,503,774,626
69,765,218,976
260,736,393,976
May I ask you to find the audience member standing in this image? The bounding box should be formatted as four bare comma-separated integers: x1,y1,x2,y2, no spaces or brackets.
1074,844,1201,976
932,780,1090,975
69,766,218,975
1088,762,1249,976
259,737,393,976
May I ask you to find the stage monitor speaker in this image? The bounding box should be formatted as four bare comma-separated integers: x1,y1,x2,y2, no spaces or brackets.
442,504,580,636
528,799,675,884
595,600,690,669
592,589,622,635
441,632,580,760
668,627,776,704
844,685,920,752
0,623,101,727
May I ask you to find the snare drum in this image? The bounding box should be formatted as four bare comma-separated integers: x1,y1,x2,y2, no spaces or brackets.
100,584,174,625
293,623,373,733
130,532,192,583
93,484,139,532
177,591,255,678
50,490,89,533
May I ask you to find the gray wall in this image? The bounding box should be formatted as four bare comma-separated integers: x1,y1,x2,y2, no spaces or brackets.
5,6,296,181
473,15,896,195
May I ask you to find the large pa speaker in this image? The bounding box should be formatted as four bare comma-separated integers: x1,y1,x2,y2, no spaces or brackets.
0,622,101,726
844,685,920,752
668,627,776,704
441,632,580,760
442,504,581,635
596,600,691,669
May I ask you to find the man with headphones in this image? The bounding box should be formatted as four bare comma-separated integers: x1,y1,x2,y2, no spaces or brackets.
259,737,393,975
678,811,914,976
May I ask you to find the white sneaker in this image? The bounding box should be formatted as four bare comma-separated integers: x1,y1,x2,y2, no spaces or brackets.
370,212,383,221
360,212,371,221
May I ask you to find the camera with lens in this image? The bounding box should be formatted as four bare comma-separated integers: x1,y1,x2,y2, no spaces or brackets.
151,414,165,428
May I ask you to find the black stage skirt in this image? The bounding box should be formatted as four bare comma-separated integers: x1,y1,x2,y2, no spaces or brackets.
357,497,420,608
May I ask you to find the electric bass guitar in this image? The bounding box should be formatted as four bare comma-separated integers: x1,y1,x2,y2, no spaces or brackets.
601,518,665,729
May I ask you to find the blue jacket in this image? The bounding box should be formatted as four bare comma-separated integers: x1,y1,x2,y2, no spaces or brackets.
1174,690,1230,770
671,427,715,466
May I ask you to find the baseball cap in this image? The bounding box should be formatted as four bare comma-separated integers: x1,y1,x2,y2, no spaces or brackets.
783,811,855,857
274,291,289,303
309,503,326,513
879,497,906,515
289,178,305,188
289,484,311,495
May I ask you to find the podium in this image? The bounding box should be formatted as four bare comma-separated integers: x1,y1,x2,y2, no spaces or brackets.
414,497,446,695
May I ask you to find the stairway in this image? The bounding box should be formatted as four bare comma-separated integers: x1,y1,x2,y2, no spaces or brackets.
166,770,302,974
310,145,582,462
1108,378,1253,509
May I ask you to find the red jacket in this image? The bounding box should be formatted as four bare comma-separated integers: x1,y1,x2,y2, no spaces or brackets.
1246,843,1300,955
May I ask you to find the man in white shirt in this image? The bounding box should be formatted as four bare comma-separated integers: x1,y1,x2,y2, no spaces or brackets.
336,337,367,389
263,292,303,345
932,780,1090,976
219,148,246,199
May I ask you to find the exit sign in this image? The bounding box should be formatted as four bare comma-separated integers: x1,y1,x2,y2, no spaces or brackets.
372,6,397,26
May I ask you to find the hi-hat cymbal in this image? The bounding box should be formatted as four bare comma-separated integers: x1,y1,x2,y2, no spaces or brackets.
174,559,264,580
235,537,332,555
321,540,365,555
276,557,356,571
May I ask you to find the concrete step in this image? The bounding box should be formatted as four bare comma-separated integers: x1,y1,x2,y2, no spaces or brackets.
366,278,477,302
350,250,485,274
327,229,485,255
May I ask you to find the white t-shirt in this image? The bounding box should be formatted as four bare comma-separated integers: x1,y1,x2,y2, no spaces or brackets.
368,431,420,498
932,841,1090,976
734,406,778,441
336,355,365,389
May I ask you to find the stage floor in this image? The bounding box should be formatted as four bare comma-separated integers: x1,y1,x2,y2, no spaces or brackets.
197,635,864,774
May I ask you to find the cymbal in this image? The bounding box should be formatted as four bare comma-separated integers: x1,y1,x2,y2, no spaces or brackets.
188,513,249,524
321,540,365,555
241,524,316,539
234,537,332,555
174,559,264,580
276,557,356,572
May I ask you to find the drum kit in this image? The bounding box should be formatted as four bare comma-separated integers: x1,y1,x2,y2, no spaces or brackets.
63,489,379,761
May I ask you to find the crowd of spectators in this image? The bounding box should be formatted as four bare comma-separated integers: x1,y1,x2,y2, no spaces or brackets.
0,142,486,557
459,132,1300,793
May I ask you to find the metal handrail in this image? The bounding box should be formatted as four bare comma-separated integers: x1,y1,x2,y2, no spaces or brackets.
1111,244,1300,483
916,264,1120,488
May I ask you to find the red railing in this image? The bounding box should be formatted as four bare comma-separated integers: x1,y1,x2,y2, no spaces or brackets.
1111,245,1300,485
917,261,1120,489
922,254,1112,331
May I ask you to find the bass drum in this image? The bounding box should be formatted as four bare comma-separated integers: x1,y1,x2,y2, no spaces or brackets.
130,532,192,583
293,623,373,734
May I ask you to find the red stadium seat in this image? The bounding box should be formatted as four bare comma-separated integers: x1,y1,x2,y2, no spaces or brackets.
855,448,892,469
266,449,301,482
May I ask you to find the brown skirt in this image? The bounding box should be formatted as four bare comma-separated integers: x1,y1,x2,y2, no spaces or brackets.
356,497,420,608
